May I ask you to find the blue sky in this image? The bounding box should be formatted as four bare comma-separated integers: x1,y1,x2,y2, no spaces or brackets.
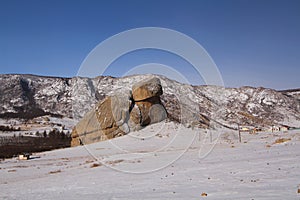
0,0,299,89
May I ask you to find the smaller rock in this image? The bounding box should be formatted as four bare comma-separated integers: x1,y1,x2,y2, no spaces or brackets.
201,192,208,197
118,122,130,134
128,105,142,131
135,96,166,126
149,104,167,124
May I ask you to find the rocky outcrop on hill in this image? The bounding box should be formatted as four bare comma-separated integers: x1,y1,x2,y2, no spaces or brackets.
0,74,72,119
71,77,167,146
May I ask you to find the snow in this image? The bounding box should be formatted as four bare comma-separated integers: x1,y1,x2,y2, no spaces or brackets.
1,122,300,199
247,103,256,113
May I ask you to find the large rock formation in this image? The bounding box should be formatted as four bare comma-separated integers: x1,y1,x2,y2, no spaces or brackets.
71,77,167,146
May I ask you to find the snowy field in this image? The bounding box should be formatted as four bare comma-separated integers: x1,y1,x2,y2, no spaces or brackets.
0,122,300,200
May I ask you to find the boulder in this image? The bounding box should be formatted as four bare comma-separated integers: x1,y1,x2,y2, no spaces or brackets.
71,94,131,146
148,103,168,124
70,109,123,146
135,96,165,126
132,77,163,101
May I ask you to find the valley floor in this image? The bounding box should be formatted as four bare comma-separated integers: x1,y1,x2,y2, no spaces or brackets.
0,122,300,200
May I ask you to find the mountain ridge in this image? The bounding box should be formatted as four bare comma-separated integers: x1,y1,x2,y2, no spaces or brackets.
0,74,299,129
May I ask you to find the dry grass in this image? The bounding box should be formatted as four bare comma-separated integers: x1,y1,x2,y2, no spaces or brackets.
90,163,102,168
11,165,28,168
106,159,124,165
49,169,61,174
95,147,106,150
274,138,291,144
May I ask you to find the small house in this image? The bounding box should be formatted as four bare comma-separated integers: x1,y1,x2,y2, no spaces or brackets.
240,127,250,132
272,126,280,132
18,153,31,160
279,125,289,132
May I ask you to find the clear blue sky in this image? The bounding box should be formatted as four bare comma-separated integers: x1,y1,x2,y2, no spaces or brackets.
0,0,299,89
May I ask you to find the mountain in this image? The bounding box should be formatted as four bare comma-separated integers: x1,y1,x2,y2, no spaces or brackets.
0,74,299,129
279,88,300,101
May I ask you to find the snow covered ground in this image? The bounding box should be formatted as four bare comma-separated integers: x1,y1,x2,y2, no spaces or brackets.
0,122,300,200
